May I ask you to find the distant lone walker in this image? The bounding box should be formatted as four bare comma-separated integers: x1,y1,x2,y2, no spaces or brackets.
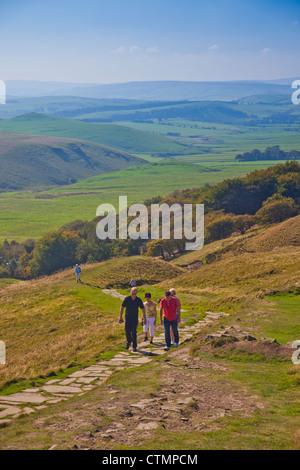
75,264,82,283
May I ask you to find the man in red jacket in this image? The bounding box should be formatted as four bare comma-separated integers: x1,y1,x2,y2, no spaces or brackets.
160,291,179,351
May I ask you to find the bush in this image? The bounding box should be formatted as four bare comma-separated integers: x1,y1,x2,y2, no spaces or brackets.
255,195,298,225
233,214,256,234
205,216,235,243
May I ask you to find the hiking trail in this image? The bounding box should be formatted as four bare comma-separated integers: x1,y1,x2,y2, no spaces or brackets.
0,288,229,424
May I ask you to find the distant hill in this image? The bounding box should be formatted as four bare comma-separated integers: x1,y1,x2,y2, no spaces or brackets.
77,100,251,125
0,113,186,155
5,79,292,101
65,81,292,102
0,132,146,191
1,93,298,127
237,94,292,105
0,95,187,120
5,80,95,97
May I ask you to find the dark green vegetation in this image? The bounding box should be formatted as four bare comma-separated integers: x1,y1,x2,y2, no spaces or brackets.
164,161,300,215
0,133,145,191
236,145,300,161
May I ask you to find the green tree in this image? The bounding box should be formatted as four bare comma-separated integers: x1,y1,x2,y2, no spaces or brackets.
146,239,175,260
30,230,81,277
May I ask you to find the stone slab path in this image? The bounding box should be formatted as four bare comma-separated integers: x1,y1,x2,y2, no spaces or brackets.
0,289,229,424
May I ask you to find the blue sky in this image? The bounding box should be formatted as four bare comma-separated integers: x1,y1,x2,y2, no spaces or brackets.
0,0,299,83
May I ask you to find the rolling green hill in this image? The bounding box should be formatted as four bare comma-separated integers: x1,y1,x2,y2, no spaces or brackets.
0,113,187,155
76,100,251,124
0,132,146,191
1,93,298,126
0,95,187,119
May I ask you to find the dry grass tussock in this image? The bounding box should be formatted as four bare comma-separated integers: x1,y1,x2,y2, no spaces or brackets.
243,215,300,253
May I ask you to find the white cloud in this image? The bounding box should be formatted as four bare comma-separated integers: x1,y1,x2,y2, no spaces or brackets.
129,46,142,54
110,46,127,55
261,47,271,54
109,45,160,56
145,46,159,54
209,44,219,51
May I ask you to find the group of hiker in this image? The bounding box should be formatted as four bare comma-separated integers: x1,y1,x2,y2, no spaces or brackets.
74,267,181,352
118,286,181,352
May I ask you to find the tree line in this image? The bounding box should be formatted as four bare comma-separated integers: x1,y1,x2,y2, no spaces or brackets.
235,146,300,161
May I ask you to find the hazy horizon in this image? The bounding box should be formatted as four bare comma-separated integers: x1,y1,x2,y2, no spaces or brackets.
4,77,299,85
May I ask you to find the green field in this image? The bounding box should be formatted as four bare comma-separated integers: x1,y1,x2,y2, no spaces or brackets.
117,120,300,163
0,113,186,155
0,159,286,241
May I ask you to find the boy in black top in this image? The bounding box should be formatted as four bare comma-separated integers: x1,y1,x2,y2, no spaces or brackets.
119,287,146,352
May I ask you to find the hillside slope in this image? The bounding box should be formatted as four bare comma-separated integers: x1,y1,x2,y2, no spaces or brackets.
0,256,184,388
76,100,251,124
243,215,300,252
172,216,300,267
0,132,146,191
0,226,299,450
165,216,300,307
0,113,187,155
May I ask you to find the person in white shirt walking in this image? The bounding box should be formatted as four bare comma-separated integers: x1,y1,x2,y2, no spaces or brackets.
143,293,157,344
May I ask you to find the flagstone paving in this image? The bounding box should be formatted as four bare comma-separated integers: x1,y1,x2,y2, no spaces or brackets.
0,288,230,424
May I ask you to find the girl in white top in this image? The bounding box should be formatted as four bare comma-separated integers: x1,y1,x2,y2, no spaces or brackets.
143,293,157,344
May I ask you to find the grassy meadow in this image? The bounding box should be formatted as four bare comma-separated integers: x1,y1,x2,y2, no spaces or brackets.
0,256,183,392
0,113,186,155
0,159,283,242
118,119,300,163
